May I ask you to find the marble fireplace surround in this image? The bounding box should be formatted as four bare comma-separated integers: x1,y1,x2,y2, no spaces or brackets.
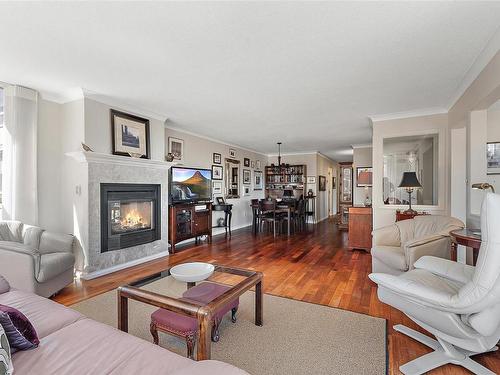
67,151,173,279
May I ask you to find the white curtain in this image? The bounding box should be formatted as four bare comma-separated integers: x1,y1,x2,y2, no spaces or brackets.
2,85,38,225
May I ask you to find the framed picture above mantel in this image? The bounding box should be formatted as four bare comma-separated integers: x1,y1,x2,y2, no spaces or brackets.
111,109,150,159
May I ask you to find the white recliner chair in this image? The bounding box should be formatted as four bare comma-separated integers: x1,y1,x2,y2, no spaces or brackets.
369,193,500,375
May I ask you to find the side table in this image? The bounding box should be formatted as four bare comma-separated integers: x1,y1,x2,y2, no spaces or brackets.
450,229,482,266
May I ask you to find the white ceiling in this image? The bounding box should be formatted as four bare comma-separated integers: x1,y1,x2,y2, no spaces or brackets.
1,2,499,161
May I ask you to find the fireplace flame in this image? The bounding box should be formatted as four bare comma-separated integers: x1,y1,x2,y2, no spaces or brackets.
121,209,149,228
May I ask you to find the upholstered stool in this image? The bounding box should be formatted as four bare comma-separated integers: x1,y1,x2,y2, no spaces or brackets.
150,282,239,358
182,282,239,342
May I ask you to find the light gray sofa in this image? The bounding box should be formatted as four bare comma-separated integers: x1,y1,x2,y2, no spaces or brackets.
371,215,464,276
0,275,247,374
0,221,75,297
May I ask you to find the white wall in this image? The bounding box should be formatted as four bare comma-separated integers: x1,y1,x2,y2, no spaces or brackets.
166,127,267,233
352,146,372,205
316,153,337,221
371,113,449,229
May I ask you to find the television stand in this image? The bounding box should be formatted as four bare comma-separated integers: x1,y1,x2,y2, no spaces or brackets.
168,202,212,253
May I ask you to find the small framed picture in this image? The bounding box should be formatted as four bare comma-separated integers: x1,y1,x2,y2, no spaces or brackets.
213,153,221,164
213,181,222,194
332,177,336,189
244,158,250,167
319,176,327,191
487,142,500,175
256,160,261,170
356,167,373,187
254,170,263,190
244,186,250,196
111,109,150,159
212,165,223,180
168,137,184,161
229,148,236,158
251,161,255,168
216,196,225,205
307,176,316,184
243,169,251,185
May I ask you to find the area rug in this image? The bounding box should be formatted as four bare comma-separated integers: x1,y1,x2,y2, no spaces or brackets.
71,277,386,374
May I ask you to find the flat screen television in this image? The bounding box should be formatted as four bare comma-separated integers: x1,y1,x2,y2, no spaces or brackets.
169,167,212,204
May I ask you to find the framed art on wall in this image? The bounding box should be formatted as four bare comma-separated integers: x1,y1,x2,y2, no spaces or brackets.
213,153,221,164
229,148,236,158
356,167,373,187
212,165,223,180
319,175,326,191
244,158,250,167
213,181,222,194
111,109,150,159
243,169,251,185
256,160,261,170
487,142,500,174
254,170,263,190
307,176,316,184
168,137,184,161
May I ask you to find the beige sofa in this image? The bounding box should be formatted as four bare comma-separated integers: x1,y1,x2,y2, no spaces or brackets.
371,215,464,275
0,221,75,297
0,276,247,374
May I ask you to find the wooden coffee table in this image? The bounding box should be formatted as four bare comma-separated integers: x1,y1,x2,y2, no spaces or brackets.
117,264,263,360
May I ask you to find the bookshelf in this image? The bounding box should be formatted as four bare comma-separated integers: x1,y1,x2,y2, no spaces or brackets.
265,164,307,199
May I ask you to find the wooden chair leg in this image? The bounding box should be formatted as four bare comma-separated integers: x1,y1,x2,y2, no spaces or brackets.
150,322,159,345
186,334,195,359
211,317,221,342
231,307,238,323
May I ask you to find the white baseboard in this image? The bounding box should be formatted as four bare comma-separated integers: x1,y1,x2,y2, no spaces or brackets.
80,251,170,280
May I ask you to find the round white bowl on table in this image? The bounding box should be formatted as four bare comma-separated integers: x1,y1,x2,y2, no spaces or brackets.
170,262,215,283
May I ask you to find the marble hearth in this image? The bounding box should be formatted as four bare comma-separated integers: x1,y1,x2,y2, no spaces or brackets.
67,151,172,279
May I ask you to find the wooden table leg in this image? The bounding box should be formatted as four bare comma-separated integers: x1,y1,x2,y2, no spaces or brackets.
197,311,212,360
287,208,291,236
255,280,263,326
451,242,457,262
118,291,128,333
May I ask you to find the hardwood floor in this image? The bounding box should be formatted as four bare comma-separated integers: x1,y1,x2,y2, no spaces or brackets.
54,219,500,374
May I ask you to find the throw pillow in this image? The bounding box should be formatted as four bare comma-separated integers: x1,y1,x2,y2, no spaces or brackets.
0,322,13,375
0,305,39,353
0,277,9,295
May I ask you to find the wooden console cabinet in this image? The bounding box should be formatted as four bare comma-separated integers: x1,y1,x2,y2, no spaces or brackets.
168,202,212,253
348,206,372,251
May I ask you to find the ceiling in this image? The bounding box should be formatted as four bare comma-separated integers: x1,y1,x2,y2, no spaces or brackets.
1,2,499,161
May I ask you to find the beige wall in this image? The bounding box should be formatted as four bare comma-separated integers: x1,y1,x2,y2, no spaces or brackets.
371,113,449,229
352,146,372,205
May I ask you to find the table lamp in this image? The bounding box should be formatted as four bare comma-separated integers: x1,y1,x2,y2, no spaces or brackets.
398,172,422,214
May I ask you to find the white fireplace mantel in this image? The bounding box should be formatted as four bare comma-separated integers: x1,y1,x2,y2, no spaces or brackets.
66,151,176,169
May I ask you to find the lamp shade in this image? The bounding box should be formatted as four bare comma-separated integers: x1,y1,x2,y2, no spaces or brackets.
398,172,422,189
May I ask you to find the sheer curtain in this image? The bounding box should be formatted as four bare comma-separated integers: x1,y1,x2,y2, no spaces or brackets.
2,85,38,225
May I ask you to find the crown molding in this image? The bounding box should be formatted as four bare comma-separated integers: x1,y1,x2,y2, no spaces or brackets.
369,107,448,123
351,143,372,149
447,25,500,110
164,124,268,157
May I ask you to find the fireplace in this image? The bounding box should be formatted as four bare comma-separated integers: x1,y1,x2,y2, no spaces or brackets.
101,183,161,252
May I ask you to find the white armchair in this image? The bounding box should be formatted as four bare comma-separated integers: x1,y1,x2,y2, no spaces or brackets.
369,193,500,375
0,221,75,297
371,215,464,275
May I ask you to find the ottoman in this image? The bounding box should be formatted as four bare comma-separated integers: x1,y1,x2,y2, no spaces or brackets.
150,282,239,359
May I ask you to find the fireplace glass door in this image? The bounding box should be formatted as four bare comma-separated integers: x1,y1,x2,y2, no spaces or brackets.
109,200,155,235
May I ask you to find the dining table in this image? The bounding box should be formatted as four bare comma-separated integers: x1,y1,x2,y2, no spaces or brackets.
250,201,296,236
